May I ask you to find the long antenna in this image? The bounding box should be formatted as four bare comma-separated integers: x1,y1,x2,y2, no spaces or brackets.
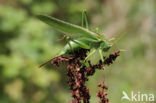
112,17,146,45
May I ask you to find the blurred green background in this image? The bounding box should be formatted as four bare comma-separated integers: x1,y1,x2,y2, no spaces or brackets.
0,0,156,103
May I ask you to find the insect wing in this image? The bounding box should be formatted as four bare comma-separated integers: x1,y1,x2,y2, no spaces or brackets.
37,15,99,40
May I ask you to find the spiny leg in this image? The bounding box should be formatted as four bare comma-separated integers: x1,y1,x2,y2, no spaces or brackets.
85,49,96,61
99,49,104,62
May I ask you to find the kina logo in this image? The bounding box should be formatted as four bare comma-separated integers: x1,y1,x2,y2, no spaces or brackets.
121,91,154,102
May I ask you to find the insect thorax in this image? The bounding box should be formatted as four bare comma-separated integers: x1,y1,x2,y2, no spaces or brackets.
99,40,112,52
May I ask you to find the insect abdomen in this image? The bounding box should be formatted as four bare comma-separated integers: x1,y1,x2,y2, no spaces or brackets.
59,41,81,56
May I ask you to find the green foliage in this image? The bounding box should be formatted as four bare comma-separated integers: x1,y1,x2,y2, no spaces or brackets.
0,0,155,103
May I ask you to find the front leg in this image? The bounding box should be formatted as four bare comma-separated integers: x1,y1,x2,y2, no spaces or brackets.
85,49,96,61
66,37,74,52
99,49,104,62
